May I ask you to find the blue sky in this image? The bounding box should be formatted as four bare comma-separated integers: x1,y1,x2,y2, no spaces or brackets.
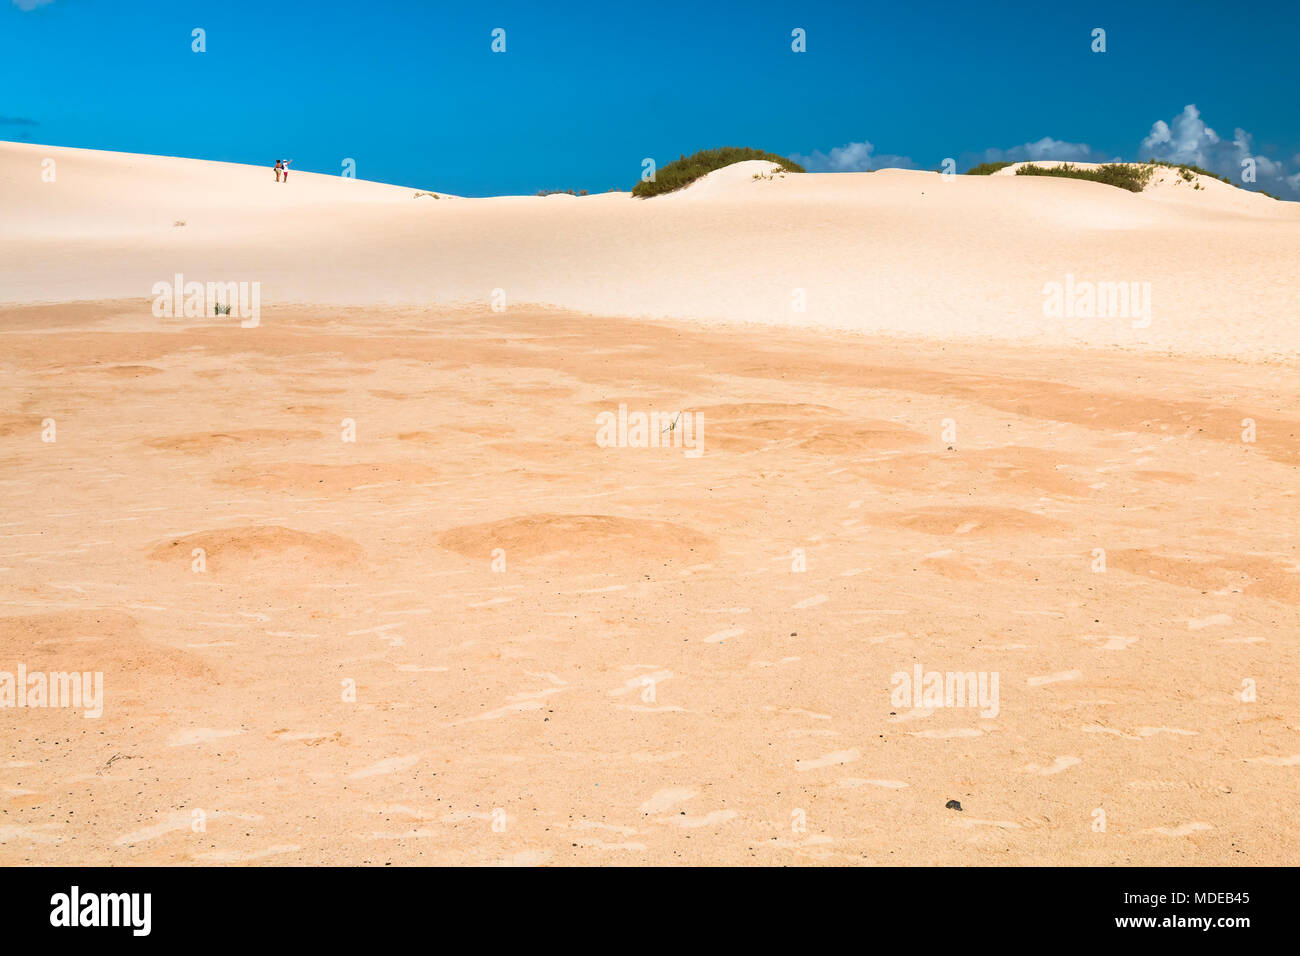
3,0,1298,196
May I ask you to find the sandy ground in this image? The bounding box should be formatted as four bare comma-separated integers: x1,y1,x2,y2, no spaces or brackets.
0,299,1297,865
1,143,1297,865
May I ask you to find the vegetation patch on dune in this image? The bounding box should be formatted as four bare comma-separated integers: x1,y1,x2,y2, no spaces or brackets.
632,147,804,198
963,161,1015,175
1011,159,1278,198
1144,158,1233,185
1015,162,1153,192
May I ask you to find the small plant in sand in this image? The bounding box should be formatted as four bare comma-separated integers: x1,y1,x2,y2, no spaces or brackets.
173,220,186,227
413,191,440,199
213,301,232,316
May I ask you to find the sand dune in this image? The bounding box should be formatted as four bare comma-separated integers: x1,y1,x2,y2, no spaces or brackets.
4,142,1298,359
1,143,1297,866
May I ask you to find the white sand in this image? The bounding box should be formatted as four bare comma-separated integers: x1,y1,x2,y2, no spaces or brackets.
4,142,1298,361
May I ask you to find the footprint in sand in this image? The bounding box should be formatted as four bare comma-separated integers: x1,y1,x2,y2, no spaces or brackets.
838,778,908,789
442,810,512,825
192,845,300,863
655,810,738,828
1027,670,1081,687
1083,724,1198,740
572,838,648,851
1145,822,1212,837
766,834,835,850
796,748,860,771
507,686,568,702
751,656,801,668
616,703,686,713
638,787,696,814
956,818,1022,830
452,700,544,725
495,850,552,867
167,728,244,747
0,823,62,844
609,669,672,695
348,754,420,779
784,707,831,721
1022,756,1081,775
1080,635,1137,651
268,729,342,745
867,630,909,645
115,810,260,846
574,821,639,837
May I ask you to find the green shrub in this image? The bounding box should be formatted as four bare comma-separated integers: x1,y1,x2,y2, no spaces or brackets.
632,147,804,198
1015,162,1153,193
964,161,1014,175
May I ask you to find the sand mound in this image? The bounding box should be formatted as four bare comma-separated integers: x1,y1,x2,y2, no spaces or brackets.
145,429,322,453
0,610,209,681
217,462,437,492
856,446,1087,497
1112,550,1300,605
148,525,362,569
666,160,793,199
438,513,715,564
688,403,923,453
870,506,1067,536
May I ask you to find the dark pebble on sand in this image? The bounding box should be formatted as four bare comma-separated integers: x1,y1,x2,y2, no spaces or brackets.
945,800,963,811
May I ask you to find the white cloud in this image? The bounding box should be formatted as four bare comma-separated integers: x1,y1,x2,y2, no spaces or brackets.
975,137,1117,166
790,140,917,172
13,0,55,10
1140,104,1299,199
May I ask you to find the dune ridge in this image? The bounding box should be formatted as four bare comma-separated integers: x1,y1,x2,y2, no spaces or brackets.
4,142,1298,361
